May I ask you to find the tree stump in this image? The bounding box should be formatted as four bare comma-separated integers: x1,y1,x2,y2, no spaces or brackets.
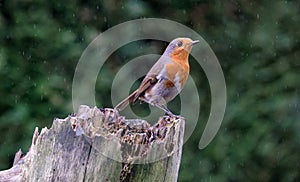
0,105,185,182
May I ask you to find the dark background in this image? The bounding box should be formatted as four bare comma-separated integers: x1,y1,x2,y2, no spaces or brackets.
0,0,299,181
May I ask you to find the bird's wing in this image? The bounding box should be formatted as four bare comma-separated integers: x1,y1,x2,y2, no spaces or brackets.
114,89,139,111
115,74,158,111
132,56,171,102
116,56,171,109
133,74,158,102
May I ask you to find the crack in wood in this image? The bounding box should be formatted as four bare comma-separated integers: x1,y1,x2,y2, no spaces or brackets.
82,144,92,182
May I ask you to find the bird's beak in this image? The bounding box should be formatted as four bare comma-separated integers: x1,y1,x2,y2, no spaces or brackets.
191,40,200,45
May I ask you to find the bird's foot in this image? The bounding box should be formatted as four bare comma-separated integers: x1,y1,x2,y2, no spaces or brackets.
164,112,184,120
153,104,184,120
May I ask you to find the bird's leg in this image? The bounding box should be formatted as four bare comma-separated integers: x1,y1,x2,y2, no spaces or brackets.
154,104,176,117
139,97,181,118
156,105,185,120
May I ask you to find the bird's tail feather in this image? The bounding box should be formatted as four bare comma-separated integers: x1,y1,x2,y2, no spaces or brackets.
114,90,138,111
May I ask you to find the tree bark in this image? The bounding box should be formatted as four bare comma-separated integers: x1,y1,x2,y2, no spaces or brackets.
0,105,185,182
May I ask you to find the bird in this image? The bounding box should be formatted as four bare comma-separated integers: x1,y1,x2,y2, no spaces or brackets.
115,37,199,116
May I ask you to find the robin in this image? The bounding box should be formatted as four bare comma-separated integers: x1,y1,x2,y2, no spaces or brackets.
115,37,199,116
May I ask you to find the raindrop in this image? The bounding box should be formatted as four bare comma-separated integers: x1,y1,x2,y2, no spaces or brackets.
15,95,19,104
27,55,31,60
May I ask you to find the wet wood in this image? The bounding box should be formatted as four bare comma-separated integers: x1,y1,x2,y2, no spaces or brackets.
0,105,185,182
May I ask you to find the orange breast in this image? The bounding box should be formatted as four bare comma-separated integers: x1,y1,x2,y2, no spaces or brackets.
170,50,190,74
164,80,175,88
165,61,189,88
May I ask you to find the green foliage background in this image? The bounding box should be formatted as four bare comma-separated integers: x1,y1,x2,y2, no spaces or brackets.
0,0,299,181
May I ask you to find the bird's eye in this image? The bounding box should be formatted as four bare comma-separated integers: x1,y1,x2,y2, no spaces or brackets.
177,41,183,47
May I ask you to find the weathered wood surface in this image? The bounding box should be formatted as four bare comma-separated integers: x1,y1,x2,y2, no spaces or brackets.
0,105,185,182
